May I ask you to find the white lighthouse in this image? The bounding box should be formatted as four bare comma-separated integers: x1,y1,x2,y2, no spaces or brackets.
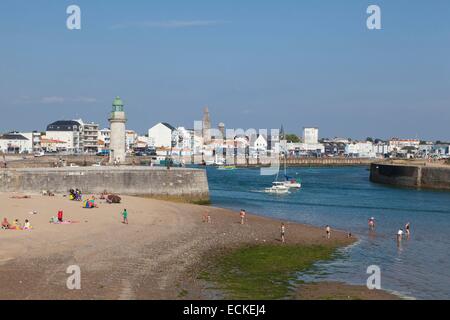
109,96,127,164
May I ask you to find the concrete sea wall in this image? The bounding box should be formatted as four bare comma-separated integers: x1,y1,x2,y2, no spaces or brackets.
370,162,450,191
0,167,210,203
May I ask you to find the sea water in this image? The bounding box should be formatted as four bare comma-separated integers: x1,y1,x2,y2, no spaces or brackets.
206,166,450,299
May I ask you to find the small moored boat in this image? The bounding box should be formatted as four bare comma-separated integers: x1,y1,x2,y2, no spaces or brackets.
217,165,236,171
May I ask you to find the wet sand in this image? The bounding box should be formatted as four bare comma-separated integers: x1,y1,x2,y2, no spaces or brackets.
0,192,394,300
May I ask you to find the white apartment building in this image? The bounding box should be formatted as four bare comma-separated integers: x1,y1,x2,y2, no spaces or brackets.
373,143,390,157
0,132,32,153
286,142,325,155
148,122,176,148
46,119,99,154
173,127,194,150
77,120,99,154
126,130,138,151
389,138,420,152
98,128,111,151
303,127,319,144
19,132,42,152
345,141,376,158
46,120,83,153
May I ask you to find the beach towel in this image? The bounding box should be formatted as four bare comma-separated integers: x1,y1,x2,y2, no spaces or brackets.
50,220,79,225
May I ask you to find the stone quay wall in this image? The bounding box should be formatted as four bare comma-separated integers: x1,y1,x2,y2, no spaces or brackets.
370,162,450,191
0,167,210,203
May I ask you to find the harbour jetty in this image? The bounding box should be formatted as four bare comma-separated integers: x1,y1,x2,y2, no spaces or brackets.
234,157,374,168
0,166,210,203
370,160,450,191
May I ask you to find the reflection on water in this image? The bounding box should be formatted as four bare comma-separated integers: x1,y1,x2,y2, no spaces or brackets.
206,166,450,299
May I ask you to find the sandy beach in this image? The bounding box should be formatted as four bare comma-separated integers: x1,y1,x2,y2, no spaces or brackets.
0,192,393,300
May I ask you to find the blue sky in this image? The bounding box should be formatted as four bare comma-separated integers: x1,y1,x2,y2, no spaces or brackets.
0,0,449,140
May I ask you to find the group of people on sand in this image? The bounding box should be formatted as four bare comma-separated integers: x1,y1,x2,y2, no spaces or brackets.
1,217,32,230
200,209,289,244
69,188,83,201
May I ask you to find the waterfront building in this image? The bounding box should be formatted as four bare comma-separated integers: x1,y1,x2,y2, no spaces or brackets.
19,131,42,152
286,142,325,157
303,127,319,145
345,141,376,158
46,120,83,153
323,141,346,156
173,127,195,153
135,136,150,149
126,130,138,151
417,143,433,158
148,122,176,148
0,132,32,153
432,144,450,158
108,96,127,163
75,119,99,154
373,142,390,158
389,138,420,152
46,119,99,154
40,137,67,153
98,128,111,151
252,134,268,152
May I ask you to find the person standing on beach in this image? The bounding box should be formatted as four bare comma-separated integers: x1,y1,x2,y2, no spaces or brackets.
122,209,128,224
57,210,63,223
240,209,246,225
280,223,286,243
405,222,411,238
326,225,331,239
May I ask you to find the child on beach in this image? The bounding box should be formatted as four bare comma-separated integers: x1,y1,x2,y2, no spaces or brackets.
240,209,246,225
325,225,331,239
23,219,32,230
1,218,11,230
122,209,128,224
280,223,286,243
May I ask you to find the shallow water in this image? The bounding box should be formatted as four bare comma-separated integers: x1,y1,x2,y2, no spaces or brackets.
206,166,450,299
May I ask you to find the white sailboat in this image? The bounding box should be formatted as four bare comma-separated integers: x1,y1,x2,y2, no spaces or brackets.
282,154,302,189
264,163,290,194
265,181,289,194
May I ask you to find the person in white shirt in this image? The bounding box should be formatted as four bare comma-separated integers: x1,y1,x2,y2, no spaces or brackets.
326,225,331,239
397,229,404,242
